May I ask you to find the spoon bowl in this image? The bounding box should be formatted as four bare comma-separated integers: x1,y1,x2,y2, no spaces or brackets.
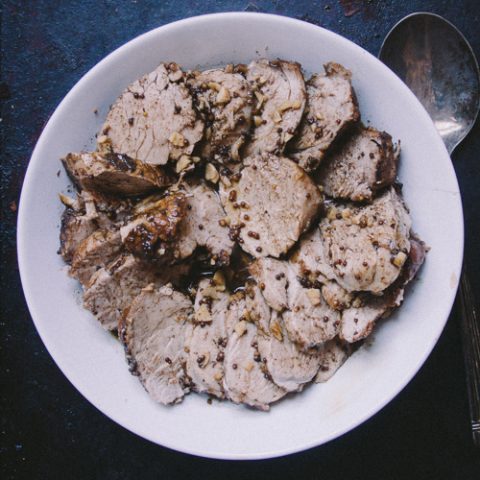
380,12,480,447
380,12,480,154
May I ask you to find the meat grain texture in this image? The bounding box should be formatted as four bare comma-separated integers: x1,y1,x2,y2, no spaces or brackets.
58,57,426,411
70,230,123,286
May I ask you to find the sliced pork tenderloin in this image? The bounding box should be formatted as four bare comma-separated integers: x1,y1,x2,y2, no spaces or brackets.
290,227,331,283
62,151,172,197
245,59,306,156
248,258,288,312
340,295,390,343
59,191,131,263
248,256,340,349
222,293,286,410
290,62,360,172
119,284,193,405
241,278,336,391
316,126,399,202
102,62,204,165
290,230,354,311
283,266,341,349
175,183,234,265
340,237,426,342
184,277,231,398
318,187,412,293
188,67,252,162
220,153,322,258
314,339,352,383
244,281,274,334
69,230,123,285
60,206,100,263
256,311,324,392
83,254,189,331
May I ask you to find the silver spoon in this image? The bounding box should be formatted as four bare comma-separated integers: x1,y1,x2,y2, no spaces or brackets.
380,12,480,447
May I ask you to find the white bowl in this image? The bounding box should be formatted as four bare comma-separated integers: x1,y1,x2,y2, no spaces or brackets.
17,12,463,460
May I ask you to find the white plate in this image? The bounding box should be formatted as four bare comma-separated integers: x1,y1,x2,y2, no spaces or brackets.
17,12,463,460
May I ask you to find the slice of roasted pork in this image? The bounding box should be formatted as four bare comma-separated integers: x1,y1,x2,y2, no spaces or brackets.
83,254,189,331
58,191,131,263
314,339,352,383
248,257,340,349
62,151,172,196
318,187,412,293
188,67,252,162
70,230,123,286
120,191,187,260
184,277,230,398
290,62,360,172
245,59,306,156
102,63,204,165
283,266,341,349
248,257,288,312
119,284,193,405
316,126,399,202
340,237,426,342
222,293,286,410
257,311,325,392
175,183,234,265
220,153,322,258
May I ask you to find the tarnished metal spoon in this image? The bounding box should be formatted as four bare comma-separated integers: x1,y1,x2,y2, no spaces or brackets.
380,12,480,446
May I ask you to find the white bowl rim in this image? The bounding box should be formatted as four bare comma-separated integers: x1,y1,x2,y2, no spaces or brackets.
17,11,463,460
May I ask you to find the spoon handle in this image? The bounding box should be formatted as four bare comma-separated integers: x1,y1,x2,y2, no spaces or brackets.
458,265,480,447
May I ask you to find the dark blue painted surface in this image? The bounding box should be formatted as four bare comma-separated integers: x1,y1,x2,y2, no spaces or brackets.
1,1,480,478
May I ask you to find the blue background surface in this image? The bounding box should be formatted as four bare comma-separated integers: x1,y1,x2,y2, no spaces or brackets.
1,1,480,478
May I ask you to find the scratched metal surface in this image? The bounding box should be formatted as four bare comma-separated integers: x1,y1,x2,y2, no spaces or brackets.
1,1,480,478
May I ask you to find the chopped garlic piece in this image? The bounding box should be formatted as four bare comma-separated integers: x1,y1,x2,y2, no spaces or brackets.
253,115,263,127
169,131,186,147
58,193,75,208
234,320,248,337
278,100,302,112
207,81,221,92
216,87,231,104
213,271,226,291
393,251,407,268
195,304,212,324
175,155,191,173
205,163,219,183
272,110,282,123
270,320,283,342
306,288,322,306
